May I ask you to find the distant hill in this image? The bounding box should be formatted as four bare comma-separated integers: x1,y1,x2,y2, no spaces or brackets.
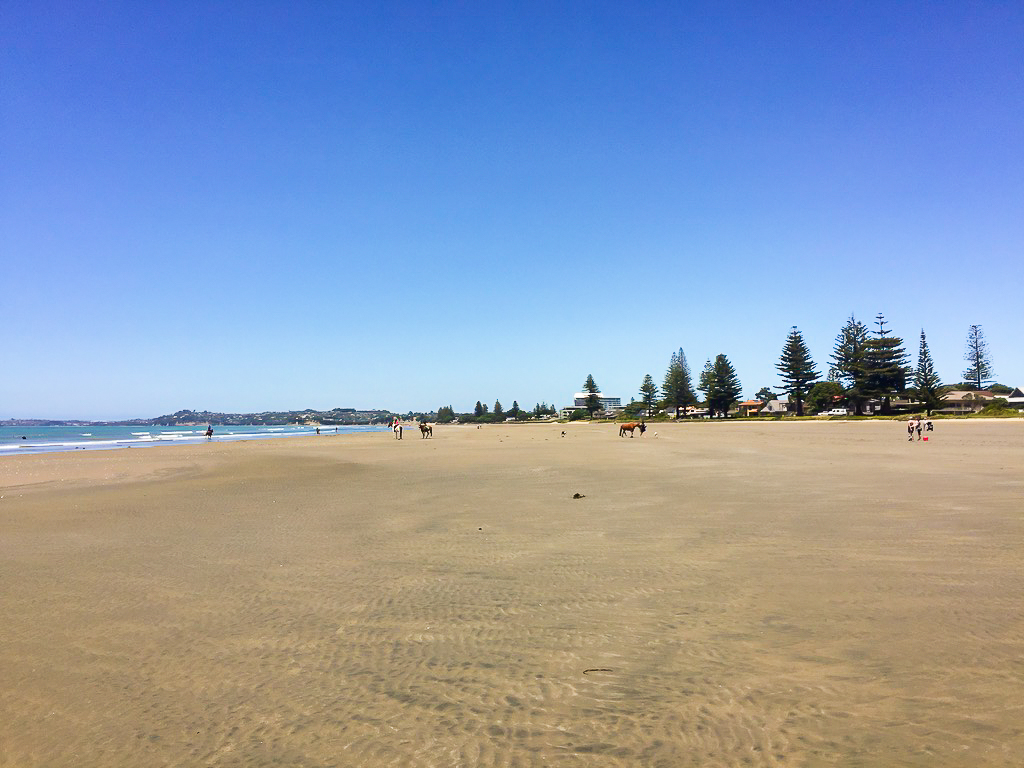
2,407,402,427
147,408,395,426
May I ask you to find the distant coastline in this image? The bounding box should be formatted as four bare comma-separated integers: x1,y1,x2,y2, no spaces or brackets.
0,423,391,455
1,407,398,428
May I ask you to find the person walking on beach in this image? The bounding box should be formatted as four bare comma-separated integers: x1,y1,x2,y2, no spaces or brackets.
915,419,923,441
907,418,916,441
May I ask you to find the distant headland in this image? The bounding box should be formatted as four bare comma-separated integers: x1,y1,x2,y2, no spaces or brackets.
1,408,401,428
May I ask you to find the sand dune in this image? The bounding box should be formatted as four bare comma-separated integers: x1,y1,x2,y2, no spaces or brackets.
2,420,1023,766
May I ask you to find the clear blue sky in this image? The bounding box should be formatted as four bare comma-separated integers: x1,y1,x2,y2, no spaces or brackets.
3,1,1022,420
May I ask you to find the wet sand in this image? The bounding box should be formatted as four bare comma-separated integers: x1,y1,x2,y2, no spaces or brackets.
2,420,1023,767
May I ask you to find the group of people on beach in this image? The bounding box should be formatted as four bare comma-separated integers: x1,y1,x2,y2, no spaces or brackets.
907,417,933,441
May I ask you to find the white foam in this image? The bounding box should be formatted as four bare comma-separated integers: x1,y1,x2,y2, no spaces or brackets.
1,424,391,456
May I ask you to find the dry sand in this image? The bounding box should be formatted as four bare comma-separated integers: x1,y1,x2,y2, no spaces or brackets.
2,420,1023,767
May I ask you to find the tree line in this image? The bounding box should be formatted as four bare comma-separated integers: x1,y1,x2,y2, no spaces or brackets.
625,318,998,419
621,348,742,420
434,401,558,424
425,320,997,423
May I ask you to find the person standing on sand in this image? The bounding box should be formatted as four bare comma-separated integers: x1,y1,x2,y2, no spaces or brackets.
916,419,923,441
907,418,916,441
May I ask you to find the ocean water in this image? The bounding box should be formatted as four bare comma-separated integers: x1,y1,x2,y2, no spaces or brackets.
0,424,390,455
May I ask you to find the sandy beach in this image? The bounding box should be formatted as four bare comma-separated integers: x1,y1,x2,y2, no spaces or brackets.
2,420,1022,767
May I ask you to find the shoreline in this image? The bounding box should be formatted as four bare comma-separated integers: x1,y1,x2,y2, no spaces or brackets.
3,418,1020,495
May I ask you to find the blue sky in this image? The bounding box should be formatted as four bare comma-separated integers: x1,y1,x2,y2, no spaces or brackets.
3,1,1022,420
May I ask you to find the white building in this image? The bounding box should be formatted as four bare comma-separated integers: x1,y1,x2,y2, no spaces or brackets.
572,393,622,409
560,393,623,418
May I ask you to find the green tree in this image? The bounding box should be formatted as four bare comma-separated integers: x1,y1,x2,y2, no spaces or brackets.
863,313,910,414
474,401,484,418
493,400,504,419
962,324,994,390
806,381,844,414
662,349,696,417
715,355,742,416
702,355,741,417
914,329,943,416
638,374,659,417
533,401,555,417
509,401,520,419
754,386,775,404
583,374,601,417
621,399,647,418
776,326,819,417
829,314,870,415
698,359,715,412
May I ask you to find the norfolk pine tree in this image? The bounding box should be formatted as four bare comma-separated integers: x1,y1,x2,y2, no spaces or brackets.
962,324,994,390
863,313,910,415
639,374,659,417
705,355,742,417
583,374,602,417
662,349,696,418
914,329,943,416
698,359,715,414
776,326,819,417
829,315,870,415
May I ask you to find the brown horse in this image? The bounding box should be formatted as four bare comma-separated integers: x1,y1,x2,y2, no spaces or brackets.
619,422,646,437
419,423,433,438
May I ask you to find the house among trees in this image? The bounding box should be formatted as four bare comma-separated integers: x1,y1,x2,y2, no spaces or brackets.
937,390,999,414
759,399,791,416
737,400,764,417
1006,387,1024,411
660,405,708,418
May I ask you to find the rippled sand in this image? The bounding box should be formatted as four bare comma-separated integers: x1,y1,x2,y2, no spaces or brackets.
2,420,1023,766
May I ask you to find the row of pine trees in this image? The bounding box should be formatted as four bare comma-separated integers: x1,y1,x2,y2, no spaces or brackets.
435,401,558,424
434,317,994,423
634,316,995,418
